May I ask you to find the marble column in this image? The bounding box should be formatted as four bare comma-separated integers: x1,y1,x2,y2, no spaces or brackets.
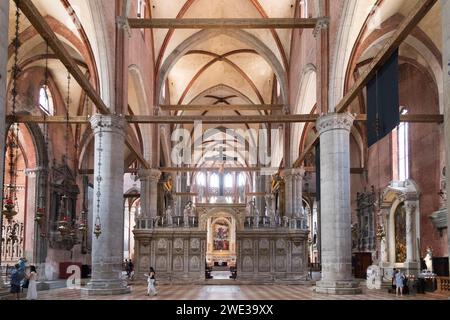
441,0,450,278
0,0,9,292
293,168,305,219
138,168,161,228
315,113,361,295
404,201,416,263
83,115,130,295
285,168,305,224
284,170,294,218
378,208,389,266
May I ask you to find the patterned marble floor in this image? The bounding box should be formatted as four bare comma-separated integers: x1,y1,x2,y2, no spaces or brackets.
3,284,449,300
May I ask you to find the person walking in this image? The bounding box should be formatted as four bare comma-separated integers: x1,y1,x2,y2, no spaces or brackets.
395,269,405,296
128,260,134,280
26,266,38,300
144,267,157,296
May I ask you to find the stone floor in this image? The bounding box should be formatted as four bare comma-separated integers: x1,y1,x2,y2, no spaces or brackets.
2,284,448,300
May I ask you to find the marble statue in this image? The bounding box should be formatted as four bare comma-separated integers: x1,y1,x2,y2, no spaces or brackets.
165,206,173,226
183,201,195,227
246,199,256,217
424,247,433,272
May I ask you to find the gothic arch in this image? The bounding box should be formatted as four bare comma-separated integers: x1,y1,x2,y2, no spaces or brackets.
157,29,288,106
292,64,317,162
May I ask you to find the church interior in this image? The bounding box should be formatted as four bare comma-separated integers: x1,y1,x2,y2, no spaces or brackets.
0,0,450,300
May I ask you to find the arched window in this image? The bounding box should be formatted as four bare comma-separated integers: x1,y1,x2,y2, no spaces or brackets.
197,172,206,187
137,0,146,18
38,85,54,115
210,173,219,189
398,108,409,181
238,173,246,187
300,0,309,18
224,173,233,189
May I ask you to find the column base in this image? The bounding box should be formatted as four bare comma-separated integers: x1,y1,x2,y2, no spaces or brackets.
36,282,51,291
81,279,131,296
315,280,362,295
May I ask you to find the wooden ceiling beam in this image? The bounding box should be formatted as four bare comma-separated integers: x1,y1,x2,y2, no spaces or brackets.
159,104,284,111
128,18,319,29
10,114,443,125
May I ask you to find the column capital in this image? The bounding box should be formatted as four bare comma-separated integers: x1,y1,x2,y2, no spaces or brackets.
90,114,126,135
316,112,355,135
116,16,132,38
284,168,305,179
313,17,330,38
24,167,47,177
404,201,417,213
138,169,161,182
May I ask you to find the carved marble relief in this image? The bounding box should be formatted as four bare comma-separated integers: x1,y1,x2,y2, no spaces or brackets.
190,256,200,271
156,255,167,271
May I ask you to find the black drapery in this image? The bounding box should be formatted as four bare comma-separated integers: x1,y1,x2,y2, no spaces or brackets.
367,49,400,147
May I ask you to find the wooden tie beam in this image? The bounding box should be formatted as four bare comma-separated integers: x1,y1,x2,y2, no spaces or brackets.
16,0,150,169
128,18,319,29
159,104,284,112
80,167,365,175
10,114,444,125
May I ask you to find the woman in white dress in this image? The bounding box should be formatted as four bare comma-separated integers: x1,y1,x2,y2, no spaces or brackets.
26,265,38,300
144,267,157,296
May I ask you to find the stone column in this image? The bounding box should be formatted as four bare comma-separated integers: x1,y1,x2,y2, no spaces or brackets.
315,113,361,295
83,115,130,295
293,168,305,218
378,208,389,266
441,0,450,277
404,201,416,263
0,0,8,292
138,169,161,228
284,170,294,218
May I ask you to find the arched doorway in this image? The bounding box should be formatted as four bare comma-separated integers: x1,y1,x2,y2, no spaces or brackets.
206,211,237,280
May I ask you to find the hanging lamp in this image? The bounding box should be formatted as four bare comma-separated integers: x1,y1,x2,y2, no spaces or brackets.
2,2,22,224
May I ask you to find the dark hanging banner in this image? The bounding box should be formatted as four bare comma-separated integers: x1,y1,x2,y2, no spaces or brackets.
315,143,320,201
367,49,400,147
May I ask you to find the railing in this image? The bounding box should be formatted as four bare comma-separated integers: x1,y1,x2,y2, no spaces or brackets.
243,216,308,230
0,264,12,284
135,217,199,230
437,277,450,293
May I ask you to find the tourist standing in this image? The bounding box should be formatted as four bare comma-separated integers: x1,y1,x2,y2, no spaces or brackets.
395,269,405,296
10,264,22,300
26,266,38,300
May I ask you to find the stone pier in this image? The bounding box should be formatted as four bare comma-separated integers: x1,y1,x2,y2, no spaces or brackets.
82,115,130,295
315,113,361,295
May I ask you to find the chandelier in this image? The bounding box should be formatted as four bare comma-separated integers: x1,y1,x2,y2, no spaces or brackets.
2,3,21,225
